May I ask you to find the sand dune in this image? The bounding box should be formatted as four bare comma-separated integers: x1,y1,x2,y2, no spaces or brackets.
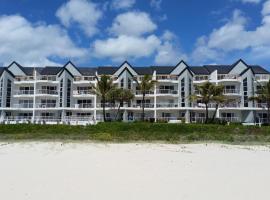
0,142,270,200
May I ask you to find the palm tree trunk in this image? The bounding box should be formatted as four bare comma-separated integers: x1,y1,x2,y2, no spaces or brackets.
102,96,106,122
142,93,145,121
205,103,209,124
211,104,218,123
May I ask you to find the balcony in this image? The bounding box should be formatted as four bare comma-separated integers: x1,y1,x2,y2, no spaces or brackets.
193,103,216,108
135,90,154,96
74,103,94,108
14,90,34,96
156,75,178,81
13,103,34,108
255,74,270,82
73,90,94,96
193,75,209,83
36,76,57,82
36,103,57,108
217,74,240,82
14,76,34,84
156,89,178,95
131,103,155,108
220,102,241,108
255,103,268,108
220,117,240,122
73,76,95,83
36,89,58,96
156,103,178,108
223,89,241,95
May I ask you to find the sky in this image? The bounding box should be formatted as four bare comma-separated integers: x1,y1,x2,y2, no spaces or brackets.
0,0,270,68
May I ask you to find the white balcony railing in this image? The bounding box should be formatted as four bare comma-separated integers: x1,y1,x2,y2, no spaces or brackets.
193,75,209,82
131,103,155,108
13,103,34,108
73,90,94,95
36,89,58,95
74,103,94,108
156,103,178,108
74,76,95,82
37,76,57,81
218,74,239,80
220,117,239,122
255,75,270,81
255,103,268,108
223,89,240,95
14,90,34,95
36,103,57,108
15,76,34,82
135,90,154,95
156,75,178,81
156,89,178,95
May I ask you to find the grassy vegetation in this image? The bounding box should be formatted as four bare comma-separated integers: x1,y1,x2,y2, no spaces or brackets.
0,122,270,143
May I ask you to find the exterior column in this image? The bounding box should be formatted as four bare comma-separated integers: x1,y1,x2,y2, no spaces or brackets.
185,110,190,123
216,108,220,119
0,110,5,123
61,110,65,124
154,81,157,122
32,69,37,124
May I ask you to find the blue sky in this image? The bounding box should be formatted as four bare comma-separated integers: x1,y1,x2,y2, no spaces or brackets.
0,0,269,68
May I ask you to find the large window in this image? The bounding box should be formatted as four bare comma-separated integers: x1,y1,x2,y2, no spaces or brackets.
6,79,11,107
0,79,3,107
59,79,63,107
120,79,124,88
128,78,132,89
66,79,71,107
243,78,248,107
77,99,92,108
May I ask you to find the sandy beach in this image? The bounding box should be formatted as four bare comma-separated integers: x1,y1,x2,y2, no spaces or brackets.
0,142,270,200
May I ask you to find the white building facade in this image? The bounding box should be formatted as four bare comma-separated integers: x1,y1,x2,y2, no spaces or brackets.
0,59,269,124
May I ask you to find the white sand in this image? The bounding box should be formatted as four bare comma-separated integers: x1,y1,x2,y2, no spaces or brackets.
0,142,270,200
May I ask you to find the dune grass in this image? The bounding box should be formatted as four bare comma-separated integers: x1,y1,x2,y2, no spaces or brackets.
0,122,269,143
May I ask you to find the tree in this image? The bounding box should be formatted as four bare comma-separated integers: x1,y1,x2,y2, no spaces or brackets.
210,85,226,123
190,82,215,123
249,80,270,125
107,88,134,121
134,75,156,121
92,75,115,122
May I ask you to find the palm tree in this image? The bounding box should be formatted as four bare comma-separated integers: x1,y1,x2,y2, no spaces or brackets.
249,80,270,125
190,82,214,123
92,75,115,122
107,88,134,120
134,75,156,121
210,85,226,123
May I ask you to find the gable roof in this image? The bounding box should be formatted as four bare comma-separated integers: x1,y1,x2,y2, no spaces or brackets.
97,66,118,75
190,66,210,75
133,67,153,75
151,66,175,74
78,67,97,76
40,66,62,75
250,65,270,74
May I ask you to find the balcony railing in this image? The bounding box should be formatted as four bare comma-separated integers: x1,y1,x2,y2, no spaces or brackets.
14,90,34,95
220,102,241,108
74,103,94,108
255,103,268,108
255,75,270,81
37,76,57,81
156,103,178,108
36,103,57,108
74,76,95,82
220,117,239,122
4,116,32,121
223,89,240,95
131,103,155,108
217,74,239,80
156,89,178,95
156,75,178,81
193,75,209,82
135,90,154,95
36,89,58,95
193,103,216,108
73,90,94,95
14,103,34,108
15,76,34,82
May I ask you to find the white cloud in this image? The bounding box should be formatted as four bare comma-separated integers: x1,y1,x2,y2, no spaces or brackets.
150,0,162,10
92,35,160,62
109,11,157,36
191,1,270,64
0,15,87,66
239,0,261,3
56,0,102,37
111,0,136,10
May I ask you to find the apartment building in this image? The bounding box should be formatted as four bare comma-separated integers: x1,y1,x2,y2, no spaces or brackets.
0,59,269,124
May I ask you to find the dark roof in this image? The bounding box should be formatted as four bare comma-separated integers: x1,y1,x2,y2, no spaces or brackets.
151,66,175,74
250,65,270,74
203,65,233,74
40,66,62,75
97,66,118,75
190,66,210,75
133,67,153,75
0,67,5,76
78,67,97,76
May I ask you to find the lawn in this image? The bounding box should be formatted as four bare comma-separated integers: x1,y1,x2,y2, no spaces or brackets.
0,122,270,143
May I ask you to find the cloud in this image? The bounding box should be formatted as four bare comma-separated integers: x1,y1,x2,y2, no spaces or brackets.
0,15,87,66
150,0,162,10
109,11,157,36
56,0,102,37
111,0,136,10
191,1,270,64
92,35,160,62
238,0,261,3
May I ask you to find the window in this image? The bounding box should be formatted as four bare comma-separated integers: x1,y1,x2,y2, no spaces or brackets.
0,79,3,107
189,78,192,107
243,78,248,107
77,99,92,108
66,79,71,107
19,86,34,94
59,79,63,107
128,78,132,89
181,78,185,107
19,100,33,108
120,79,124,88
41,99,56,107
6,79,11,107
